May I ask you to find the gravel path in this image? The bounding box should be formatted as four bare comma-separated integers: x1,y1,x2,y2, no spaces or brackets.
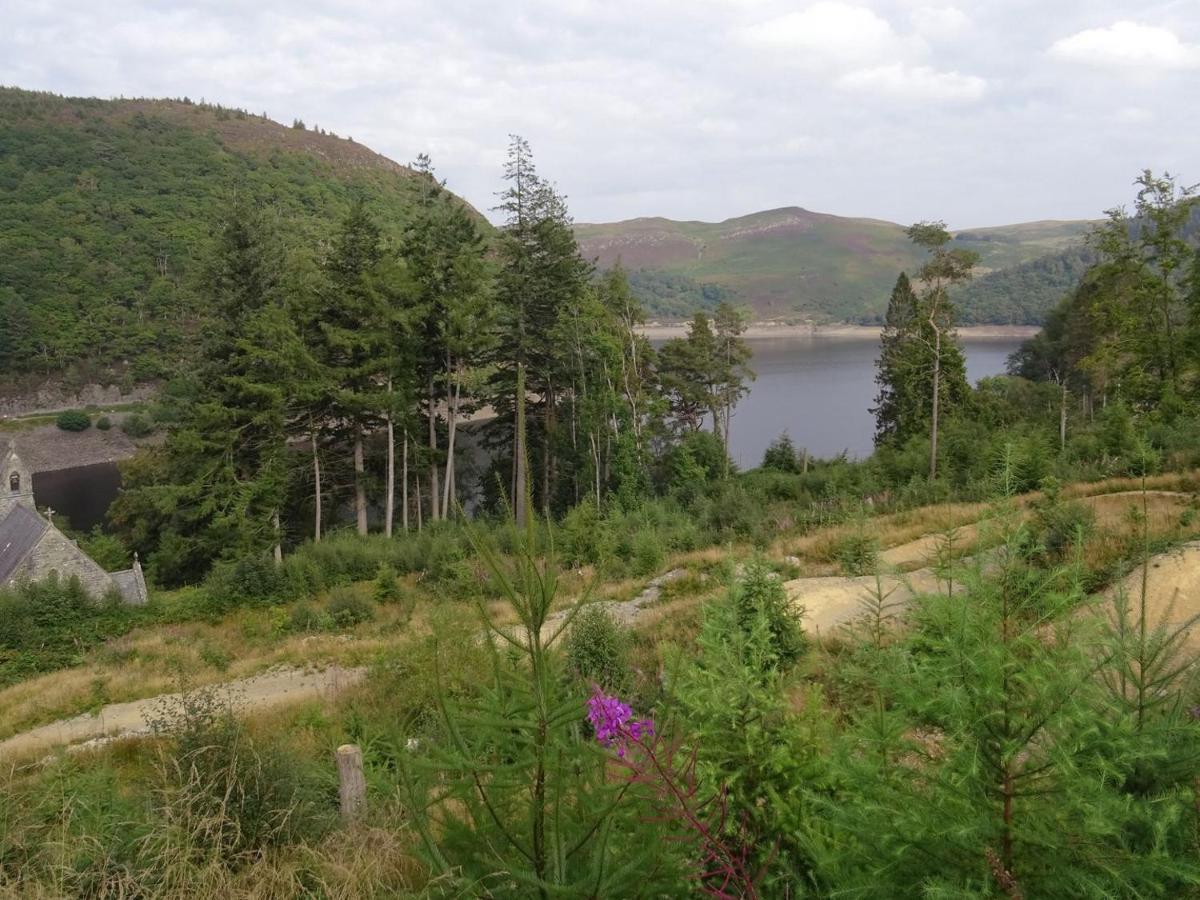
0,665,366,761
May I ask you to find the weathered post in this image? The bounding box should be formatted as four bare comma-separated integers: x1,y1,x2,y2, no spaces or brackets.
336,743,366,823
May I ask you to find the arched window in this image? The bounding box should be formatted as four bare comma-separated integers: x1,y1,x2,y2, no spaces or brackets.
8,472,18,492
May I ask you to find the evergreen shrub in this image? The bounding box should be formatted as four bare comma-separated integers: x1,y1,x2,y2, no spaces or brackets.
56,409,91,431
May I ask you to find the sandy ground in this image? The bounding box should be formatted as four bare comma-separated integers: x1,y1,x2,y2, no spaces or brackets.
785,568,944,637
0,664,365,761
1102,541,1200,652
878,524,981,571
640,323,1041,341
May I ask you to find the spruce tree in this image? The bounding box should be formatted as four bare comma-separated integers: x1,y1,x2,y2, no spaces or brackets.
400,154,492,525
489,136,591,521
310,198,390,535
112,199,303,581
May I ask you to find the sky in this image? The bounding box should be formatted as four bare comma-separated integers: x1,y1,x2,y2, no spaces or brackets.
2,0,1197,228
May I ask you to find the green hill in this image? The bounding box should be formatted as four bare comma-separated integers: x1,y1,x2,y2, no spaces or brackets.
0,87,477,389
574,208,1096,323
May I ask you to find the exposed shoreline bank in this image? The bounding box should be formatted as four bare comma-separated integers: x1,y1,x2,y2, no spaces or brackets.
639,322,1041,341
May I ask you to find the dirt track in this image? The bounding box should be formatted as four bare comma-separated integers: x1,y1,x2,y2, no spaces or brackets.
1103,541,1200,651
0,665,366,761
785,568,944,636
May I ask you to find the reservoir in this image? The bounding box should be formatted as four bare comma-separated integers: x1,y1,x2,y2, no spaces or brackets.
698,334,1026,468
22,335,1025,530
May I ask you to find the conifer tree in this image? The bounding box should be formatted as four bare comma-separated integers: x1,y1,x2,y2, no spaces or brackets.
659,312,718,433
712,301,754,470
112,199,303,581
906,221,977,479
309,198,391,535
490,136,591,521
400,154,492,524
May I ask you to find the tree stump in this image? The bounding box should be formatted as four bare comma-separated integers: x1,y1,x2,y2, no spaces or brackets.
336,743,366,823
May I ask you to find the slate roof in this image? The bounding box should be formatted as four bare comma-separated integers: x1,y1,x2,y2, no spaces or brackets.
0,505,48,583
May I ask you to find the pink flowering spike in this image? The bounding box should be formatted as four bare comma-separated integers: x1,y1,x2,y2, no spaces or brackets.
586,686,642,752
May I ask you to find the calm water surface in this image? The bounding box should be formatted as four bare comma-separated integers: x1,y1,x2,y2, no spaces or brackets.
690,335,1024,468
26,337,1023,530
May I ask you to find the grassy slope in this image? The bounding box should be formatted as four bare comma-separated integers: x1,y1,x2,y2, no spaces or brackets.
575,207,1097,323
0,87,483,389
2,470,1195,747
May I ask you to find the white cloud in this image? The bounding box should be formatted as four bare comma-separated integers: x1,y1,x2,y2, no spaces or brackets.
2,0,1198,226
1049,21,1200,70
1114,106,1153,124
838,63,986,102
911,6,969,41
738,2,899,63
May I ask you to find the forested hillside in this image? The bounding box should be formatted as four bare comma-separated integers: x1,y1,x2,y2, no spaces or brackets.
575,208,1095,323
0,88,474,388
953,245,1098,325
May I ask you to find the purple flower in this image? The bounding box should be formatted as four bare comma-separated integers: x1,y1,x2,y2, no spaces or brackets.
587,687,655,757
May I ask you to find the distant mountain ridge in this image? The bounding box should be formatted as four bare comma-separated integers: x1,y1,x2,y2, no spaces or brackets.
574,207,1097,325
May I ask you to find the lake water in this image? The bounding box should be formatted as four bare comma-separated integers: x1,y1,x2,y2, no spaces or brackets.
24,336,1024,531
697,335,1025,468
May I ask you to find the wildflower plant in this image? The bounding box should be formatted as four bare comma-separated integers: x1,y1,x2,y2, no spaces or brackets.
585,685,765,899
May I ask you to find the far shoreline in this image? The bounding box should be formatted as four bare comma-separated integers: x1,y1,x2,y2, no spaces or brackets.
639,322,1041,341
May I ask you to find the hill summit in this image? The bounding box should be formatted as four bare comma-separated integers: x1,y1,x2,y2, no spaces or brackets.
0,87,474,389
574,207,1096,324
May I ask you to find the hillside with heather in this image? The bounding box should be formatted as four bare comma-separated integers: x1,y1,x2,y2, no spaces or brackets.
575,207,1095,323
0,88,482,390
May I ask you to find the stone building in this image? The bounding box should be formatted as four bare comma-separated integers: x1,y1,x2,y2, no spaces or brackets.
0,441,147,605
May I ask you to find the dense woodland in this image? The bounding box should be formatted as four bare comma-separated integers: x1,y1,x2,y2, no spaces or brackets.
0,88,438,384
6,94,1200,897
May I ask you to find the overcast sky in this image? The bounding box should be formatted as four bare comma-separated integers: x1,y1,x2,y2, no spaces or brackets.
2,1,1197,227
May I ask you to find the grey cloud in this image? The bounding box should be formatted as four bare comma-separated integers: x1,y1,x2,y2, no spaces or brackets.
0,0,1195,227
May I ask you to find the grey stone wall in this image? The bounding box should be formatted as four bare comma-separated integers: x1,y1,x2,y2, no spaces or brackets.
11,528,116,599
0,382,158,418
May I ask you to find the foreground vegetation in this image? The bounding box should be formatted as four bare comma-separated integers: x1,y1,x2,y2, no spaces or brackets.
4,460,1200,897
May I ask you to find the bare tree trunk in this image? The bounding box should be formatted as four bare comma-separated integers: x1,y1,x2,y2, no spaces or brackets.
1059,380,1068,451
589,432,602,506
354,426,368,535
385,380,395,538
541,382,555,519
723,393,732,477
428,374,440,522
401,431,409,532
929,310,943,483
542,428,551,519
441,367,461,518
415,468,423,532
272,510,282,566
311,427,322,542
723,341,733,477
802,447,809,474
514,362,528,527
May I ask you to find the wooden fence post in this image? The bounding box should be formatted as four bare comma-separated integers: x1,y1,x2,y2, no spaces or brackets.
336,743,366,823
